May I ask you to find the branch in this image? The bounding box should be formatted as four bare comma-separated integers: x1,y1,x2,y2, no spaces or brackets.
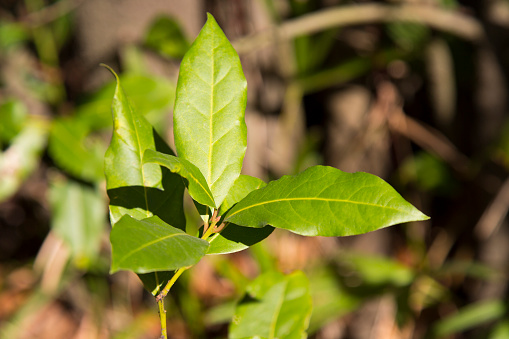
233,3,483,54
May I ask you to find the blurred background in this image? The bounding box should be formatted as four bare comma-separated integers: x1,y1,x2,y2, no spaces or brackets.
1,0,509,338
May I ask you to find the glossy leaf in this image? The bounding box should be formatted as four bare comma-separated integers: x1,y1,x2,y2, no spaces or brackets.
229,271,312,339
226,166,429,237
50,178,105,268
143,149,215,208
103,67,185,294
173,13,247,207
110,215,209,274
103,67,185,229
208,175,273,255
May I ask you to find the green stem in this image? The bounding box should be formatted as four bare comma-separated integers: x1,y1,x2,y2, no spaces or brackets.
157,299,167,339
155,208,221,338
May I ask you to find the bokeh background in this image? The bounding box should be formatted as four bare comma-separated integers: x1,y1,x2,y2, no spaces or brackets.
1,0,509,338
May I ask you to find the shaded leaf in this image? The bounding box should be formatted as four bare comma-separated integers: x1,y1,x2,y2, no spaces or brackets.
0,98,27,144
433,300,506,337
173,13,247,207
226,166,429,237
110,215,209,274
229,270,312,339
50,178,105,268
207,225,274,255
48,117,105,182
145,15,190,59
143,149,215,207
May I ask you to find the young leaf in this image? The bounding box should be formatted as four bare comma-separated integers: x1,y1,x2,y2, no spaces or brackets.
173,13,247,207
110,215,209,274
103,67,185,229
229,271,312,339
143,149,215,208
226,166,429,237
208,175,274,255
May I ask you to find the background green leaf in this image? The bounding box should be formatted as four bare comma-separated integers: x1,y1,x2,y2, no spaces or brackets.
110,215,209,274
143,149,215,208
173,13,247,207
144,15,190,59
50,178,106,269
229,270,312,339
226,166,428,237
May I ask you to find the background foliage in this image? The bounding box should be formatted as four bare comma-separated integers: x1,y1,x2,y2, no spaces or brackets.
1,0,509,338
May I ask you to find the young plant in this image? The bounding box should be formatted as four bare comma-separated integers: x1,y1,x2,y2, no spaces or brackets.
103,13,428,339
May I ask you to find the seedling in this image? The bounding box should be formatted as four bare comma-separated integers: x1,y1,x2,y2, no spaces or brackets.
103,14,428,339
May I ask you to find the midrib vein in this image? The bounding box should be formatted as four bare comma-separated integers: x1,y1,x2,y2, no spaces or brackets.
228,197,404,218
207,33,215,186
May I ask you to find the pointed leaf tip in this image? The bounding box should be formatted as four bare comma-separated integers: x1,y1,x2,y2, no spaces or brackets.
226,166,429,237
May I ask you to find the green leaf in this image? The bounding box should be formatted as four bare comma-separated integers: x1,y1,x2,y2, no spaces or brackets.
110,215,209,274
208,175,274,255
0,120,48,202
173,13,247,207
220,174,266,214
145,15,190,59
0,98,27,144
226,166,429,237
103,67,185,229
143,149,215,207
229,270,312,339
433,300,506,337
207,225,274,255
50,178,105,269
48,117,105,182
103,66,185,294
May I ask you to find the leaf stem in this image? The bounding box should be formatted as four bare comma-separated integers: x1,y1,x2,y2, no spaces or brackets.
157,298,167,339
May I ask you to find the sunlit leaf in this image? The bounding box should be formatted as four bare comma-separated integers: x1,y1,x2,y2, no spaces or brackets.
110,215,209,274
173,13,247,207
226,166,429,236
143,149,215,207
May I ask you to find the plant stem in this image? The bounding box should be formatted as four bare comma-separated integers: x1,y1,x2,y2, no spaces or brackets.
155,209,221,337
157,299,167,339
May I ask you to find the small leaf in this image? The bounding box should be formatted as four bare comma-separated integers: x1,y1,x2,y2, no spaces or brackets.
226,166,429,237
208,175,273,255
220,174,266,214
143,149,215,208
229,271,312,339
173,13,247,207
110,215,209,274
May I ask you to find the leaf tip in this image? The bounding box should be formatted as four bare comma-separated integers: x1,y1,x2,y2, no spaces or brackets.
100,63,119,82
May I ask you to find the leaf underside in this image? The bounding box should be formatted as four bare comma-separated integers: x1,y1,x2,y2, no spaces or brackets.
226,166,429,237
